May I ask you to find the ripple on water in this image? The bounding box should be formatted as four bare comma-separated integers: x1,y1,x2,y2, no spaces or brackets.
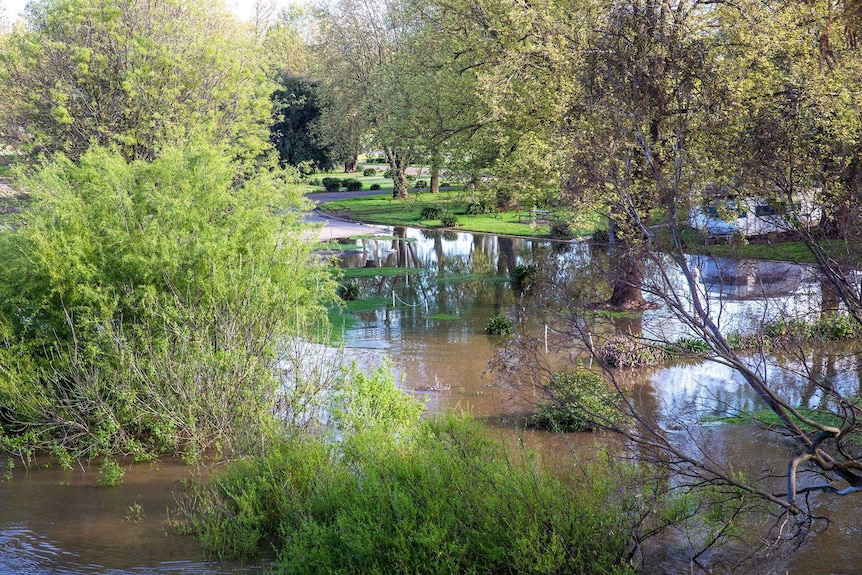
0,525,270,575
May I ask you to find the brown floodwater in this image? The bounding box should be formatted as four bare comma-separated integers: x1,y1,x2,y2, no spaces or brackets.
3,227,861,574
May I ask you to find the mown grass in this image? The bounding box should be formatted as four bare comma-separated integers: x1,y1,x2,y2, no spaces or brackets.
673,225,862,265
319,191,604,238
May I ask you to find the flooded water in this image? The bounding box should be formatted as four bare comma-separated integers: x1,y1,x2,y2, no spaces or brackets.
0,457,269,574
3,225,861,573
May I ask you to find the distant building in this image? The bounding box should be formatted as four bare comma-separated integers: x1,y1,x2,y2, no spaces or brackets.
689,189,821,239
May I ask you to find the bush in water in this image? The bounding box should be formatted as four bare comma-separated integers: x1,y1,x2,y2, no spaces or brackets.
0,139,335,461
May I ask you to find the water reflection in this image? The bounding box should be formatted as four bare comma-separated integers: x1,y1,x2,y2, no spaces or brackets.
4,226,861,574
336,227,862,575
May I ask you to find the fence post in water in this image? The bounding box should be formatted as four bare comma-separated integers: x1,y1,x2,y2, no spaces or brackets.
545,325,548,354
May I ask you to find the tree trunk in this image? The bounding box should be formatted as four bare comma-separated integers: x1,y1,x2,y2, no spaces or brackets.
343,154,358,173
430,158,440,194
606,218,651,310
386,147,409,199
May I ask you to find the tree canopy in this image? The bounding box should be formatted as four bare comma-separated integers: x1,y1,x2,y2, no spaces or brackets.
0,0,272,162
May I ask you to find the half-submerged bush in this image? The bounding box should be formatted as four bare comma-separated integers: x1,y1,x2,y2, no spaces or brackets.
336,281,360,301
600,336,712,367
529,369,625,432
484,314,514,336
179,412,640,575
510,263,539,294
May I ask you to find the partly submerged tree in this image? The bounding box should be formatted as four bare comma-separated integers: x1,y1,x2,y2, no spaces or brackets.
0,0,272,162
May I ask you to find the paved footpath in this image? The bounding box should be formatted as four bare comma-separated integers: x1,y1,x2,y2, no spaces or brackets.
305,190,392,241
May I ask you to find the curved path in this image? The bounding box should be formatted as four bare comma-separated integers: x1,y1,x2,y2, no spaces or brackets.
305,189,392,241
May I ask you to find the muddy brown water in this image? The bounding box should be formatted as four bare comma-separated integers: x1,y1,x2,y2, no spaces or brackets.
2,227,861,573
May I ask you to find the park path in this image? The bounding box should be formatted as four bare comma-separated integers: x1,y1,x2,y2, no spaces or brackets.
305,189,391,241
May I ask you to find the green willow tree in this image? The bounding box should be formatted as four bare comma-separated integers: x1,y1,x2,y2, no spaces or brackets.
0,0,272,162
0,139,335,461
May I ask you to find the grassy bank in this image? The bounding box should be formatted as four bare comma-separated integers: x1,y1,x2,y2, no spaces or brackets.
673,225,862,265
318,190,603,238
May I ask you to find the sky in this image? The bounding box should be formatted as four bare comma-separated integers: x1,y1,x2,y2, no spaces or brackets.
2,0,302,24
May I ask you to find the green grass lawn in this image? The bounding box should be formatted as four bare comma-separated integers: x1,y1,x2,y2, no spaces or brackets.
318,191,603,239
673,225,862,264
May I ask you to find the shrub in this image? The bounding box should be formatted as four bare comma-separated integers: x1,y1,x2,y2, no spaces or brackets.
599,336,669,368
369,183,381,190
383,169,393,178
362,168,376,177
0,142,334,461
484,314,513,336
336,281,360,301
96,458,126,487
308,178,321,186
550,220,574,240
321,177,342,192
529,369,624,432
420,204,443,220
664,337,711,357
439,212,458,227
343,179,362,191
181,413,640,575
510,264,539,294
415,179,427,188
465,197,496,215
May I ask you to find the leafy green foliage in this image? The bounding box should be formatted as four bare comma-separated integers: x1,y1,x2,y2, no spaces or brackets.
420,204,443,220
362,168,377,176
763,313,862,342
96,458,125,487
271,75,333,171
336,281,360,301
179,411,640,575
0,141,333,460
439,211,458,227
321,177,342,192
510,263,539,294
342,178,363,191
0,0,271,162
530,369,624,432
484,314,514,336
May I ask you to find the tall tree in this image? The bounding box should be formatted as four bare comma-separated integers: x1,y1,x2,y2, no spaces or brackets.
0,0,272,162
270,74,333,171
315,0,421,197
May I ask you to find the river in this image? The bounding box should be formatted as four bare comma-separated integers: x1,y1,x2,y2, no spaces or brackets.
2,226,860,573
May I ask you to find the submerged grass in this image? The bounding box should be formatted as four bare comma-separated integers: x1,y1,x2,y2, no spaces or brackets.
339,266,424,279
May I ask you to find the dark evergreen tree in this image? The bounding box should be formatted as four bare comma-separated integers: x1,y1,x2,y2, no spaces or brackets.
270,74,333,171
